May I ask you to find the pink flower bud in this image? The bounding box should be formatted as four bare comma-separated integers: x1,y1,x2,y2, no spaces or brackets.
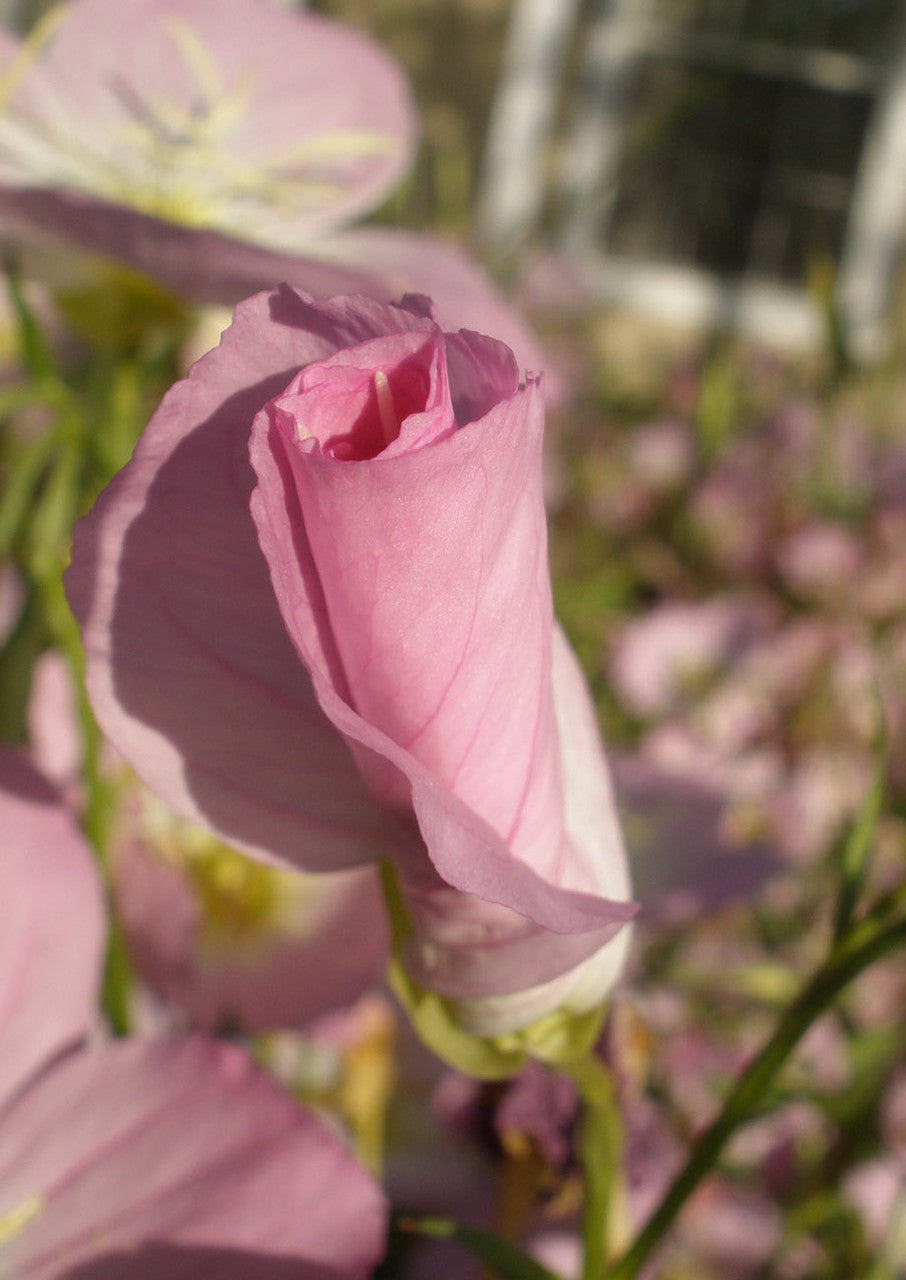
67,289,634,1041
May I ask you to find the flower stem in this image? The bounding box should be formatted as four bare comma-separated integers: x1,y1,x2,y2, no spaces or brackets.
395,1215,563,1280
38,564,131,1033
603,911,906,1280
564,1055,623,1280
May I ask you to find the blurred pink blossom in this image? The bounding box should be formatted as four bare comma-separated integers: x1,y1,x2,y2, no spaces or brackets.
0,0,412,249
0,748,387,1279
686,447,772,577
609,596,774,720
23,644,386,1033
26,649,81,792
0,0,552,387
774,521,863,604
612,753,777,923
110,806,388,1033
625,419,695,494
0,747,104,1107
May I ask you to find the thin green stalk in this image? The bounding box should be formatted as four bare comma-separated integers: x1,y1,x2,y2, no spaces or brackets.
832,722,885,945
0,420,61,560
37,564,131,1032
603,912,906,1280
35,566,108,848
395,1216,562,1280
565,1056,623,1280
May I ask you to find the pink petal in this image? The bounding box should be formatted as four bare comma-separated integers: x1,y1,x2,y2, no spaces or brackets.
0,200,556,392
0,187,380,301
396,628,632,1013
26,651,82,791
65,291,391,873
0,28,18,71
611,752,777,922
258,333,559,850
0,0,414,238
0,748,104,1110
250,298,634,995
0,1036,386,1280
112,836,388,1032
315,228,561,398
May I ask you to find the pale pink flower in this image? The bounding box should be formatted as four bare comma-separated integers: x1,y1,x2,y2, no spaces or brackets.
612,753,777,922
686,448,772,577
0,0,412,255
844,1158,906,1257
0,0,552,387
26,649,81,792
774,520,863,604
0,747,387,1279
609,596,774,720
0,747,104,1108
625,419,695,493
66,288,634,1036
111,808,388,1033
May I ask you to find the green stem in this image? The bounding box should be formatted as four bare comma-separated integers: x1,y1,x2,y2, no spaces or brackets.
37,564,131,1032
395,1216,563,1280
36,566,108,851
603,912,906,1280
565,1056,623,1280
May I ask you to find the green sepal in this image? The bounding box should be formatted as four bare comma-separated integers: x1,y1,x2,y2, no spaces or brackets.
387,954,527,1080
381,861,606,1080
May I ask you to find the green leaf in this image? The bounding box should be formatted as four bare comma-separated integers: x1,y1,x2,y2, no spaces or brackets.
0,585,46,742
0,426,56,557
396,1216,563,1280
4,259,54,380
833,722,886,945
26,440,80,580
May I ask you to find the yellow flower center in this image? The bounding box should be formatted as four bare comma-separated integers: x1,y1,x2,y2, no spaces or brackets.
0,1195,42,1248
0,12,400,247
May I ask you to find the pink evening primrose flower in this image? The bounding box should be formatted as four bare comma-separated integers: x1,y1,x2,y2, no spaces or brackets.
0,746,387,1280
111,797,389,1033
0,0,553,389
66,289,635,1051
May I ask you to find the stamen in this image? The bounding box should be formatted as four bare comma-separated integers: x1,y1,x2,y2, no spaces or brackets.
374,370,398,446
0,1195,42,1246
0,6,64,114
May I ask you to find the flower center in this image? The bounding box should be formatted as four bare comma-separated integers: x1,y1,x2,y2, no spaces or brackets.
373,370,399,447
0,1195,42,1247
140,798,305,945
271,330,445,463
0,14,400,248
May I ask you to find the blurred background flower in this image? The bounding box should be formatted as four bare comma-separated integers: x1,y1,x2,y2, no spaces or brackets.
110,795,388,1035
0,747,388,1280
0,0,553,381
